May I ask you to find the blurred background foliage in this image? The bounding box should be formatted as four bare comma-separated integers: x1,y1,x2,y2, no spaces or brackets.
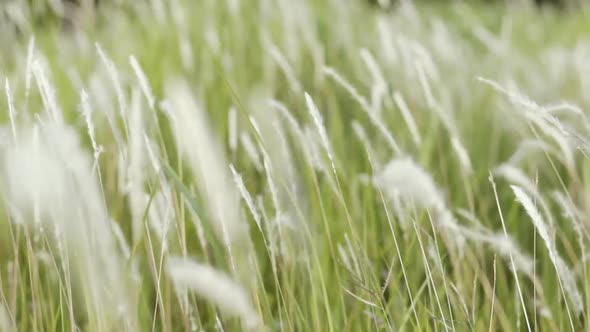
0,0,584,34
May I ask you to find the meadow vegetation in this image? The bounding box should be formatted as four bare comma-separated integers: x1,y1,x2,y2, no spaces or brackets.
1,1,590,331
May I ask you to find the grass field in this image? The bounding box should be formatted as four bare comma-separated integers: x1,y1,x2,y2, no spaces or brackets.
2,1,590,331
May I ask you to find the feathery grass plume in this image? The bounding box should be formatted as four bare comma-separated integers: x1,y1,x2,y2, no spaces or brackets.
111,219,132,260
253,98,305,235
360,48,387,114
302,125,339,195
527,114,575,170
414,59,437,110
230,165,262,232
120,87,149,244
551,191,588,274
164,80,253,279
268,44,302,94
32,59,62,123
511,185,583,317
86,71,126,152
415,60,472,175
79,90,103,162
304,92,336,171
493,164,554,226
373,157,465,249
488,173,533,332
477,77,575,169
545,102,584,117
551,191,585,237
446,220,534,278
5,79,17,143
260,149,289,261
269,99,311,160
25,37,35,98
477,77,541,113
376,18,397,65
374,157,445,211
393,91,421,146
323,66,401,155
410,42,440,86
142,135,176,251
272,118,300,195
130,55,155,110
414,61,454,130
240,133,263,171
302,126,324,172
2,124,138,330
507,139,555,165
351,120,377,162
166,256,262,331
95,42,129,137
451,136,473,175
147,189,174,248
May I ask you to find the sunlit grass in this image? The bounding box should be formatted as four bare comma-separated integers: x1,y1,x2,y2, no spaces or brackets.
1,1,590,331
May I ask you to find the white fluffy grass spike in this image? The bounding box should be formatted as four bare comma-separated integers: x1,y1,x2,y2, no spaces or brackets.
374,157,465,253
79,89,103,162
415,60,437,109
451,136,473,175
130,55,155,110
25,36,35,98
494,164,555,226
478,76,575,168
272,118,299,195
507,139,555,165
240,133,263,171
269,99,302,134
96,43,129,136
5,79,17,143
551,191,585,237
3,125,137,329
374,157,446,212
323,66,371,112
166,257,262,331
511,185,583,318
477,77,539,111
545,102,584,117
527,114,575,171
446,221,534,278
147,190,174,244
351,120,377,161
32,59,62,123
230,164,263,233
489,174,532,332
393,91,421,145
111,220,131,260
360,48,387,114
269,44,302,94
252,103,306,248
127,87,147,244
305,92,336,171
324,67,401,155
494,164,537,194
165,80,252,277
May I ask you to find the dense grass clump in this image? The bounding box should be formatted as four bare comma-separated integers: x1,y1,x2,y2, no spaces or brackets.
1,1,590,331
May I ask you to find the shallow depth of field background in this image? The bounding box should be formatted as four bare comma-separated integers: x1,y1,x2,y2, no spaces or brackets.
1,1,590,331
